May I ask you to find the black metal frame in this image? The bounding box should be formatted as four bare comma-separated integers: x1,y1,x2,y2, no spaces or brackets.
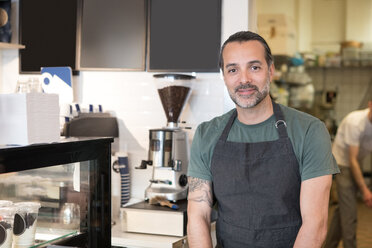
0,137,113,248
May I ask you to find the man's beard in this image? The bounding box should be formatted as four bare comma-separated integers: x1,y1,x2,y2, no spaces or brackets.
229,79,270,109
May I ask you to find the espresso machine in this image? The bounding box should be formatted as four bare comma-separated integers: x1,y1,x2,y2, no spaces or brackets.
138,74,195,202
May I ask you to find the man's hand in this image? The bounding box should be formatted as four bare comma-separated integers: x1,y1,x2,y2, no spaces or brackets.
349,145,372,208
362,188,372,208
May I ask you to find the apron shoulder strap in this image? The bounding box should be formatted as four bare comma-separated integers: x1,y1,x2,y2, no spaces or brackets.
272,101,289,138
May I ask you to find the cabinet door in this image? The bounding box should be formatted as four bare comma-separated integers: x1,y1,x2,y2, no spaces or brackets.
148,0,222,72
78,0,147,70
19,0,79,73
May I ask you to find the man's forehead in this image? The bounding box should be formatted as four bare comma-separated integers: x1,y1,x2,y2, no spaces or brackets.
223,40,266,63
225,40,264,49
223,40,265,57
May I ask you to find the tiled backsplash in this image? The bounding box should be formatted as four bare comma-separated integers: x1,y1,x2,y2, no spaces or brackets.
79,71,228,199
307,66,372,174
307,67,372,124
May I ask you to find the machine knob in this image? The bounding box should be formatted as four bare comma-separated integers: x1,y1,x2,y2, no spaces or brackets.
179,174,188,187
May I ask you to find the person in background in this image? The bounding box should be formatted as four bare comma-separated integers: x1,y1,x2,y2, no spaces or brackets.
324,96,372,248
186,30,340,248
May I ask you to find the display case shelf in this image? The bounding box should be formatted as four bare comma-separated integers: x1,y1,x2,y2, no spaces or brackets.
32,228,78,247
0,42,25,49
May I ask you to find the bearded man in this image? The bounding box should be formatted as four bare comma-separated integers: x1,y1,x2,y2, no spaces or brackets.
186,31,340,248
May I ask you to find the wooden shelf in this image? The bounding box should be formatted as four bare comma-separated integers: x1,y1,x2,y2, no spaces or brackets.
306,65,372,69
0,42,25,49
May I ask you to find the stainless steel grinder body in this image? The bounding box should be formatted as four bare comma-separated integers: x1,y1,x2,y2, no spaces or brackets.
145,128,189,201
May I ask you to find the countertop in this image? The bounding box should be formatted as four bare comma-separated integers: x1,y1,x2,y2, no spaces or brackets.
111,221,188,248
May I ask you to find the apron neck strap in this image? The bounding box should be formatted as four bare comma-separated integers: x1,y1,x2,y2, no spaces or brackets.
219,101,289,142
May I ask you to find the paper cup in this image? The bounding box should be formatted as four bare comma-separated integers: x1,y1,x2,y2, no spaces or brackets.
12,202,41,248
0,207,15,248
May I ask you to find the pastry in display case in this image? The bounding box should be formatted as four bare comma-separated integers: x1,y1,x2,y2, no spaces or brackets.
0,137,112,248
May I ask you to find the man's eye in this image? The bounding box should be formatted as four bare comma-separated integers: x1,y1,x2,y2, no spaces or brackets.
251,66,260,71
228,68,237,73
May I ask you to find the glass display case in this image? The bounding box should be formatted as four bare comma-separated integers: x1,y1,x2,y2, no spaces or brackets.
0,137,113,247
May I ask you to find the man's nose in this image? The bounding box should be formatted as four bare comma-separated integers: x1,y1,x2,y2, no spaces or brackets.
240,69,251,84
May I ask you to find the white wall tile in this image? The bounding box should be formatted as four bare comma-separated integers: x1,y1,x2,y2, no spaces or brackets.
75,71,227,198
308,67,372,124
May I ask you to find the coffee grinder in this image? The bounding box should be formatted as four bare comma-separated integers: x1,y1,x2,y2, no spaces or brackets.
137,74,195,202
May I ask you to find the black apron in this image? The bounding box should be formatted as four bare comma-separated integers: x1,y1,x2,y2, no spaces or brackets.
211,101,302,248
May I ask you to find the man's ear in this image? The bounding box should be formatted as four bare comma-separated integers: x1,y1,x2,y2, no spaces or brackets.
269,63,275,81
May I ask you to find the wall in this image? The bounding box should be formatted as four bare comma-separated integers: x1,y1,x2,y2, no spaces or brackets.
307,66,372,174
256,0,297,20
297,0,312,52
256,0,372,53
307,67,372,123
346,0,372,41
1,0,249,214
311,0,346,53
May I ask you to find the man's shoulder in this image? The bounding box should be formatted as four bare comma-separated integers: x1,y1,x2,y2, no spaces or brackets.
279,104,327,139
345,108,368,122
279,104,320,125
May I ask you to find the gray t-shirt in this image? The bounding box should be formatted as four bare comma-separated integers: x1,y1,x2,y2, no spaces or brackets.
188,104,339,182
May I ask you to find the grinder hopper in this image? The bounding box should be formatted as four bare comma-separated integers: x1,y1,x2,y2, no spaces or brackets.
154,74,195,128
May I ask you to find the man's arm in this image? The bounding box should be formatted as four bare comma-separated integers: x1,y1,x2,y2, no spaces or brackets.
187,177,213,248
293,175,332,248
349,145,372,207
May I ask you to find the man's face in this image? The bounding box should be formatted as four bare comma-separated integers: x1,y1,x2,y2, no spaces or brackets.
222,40,274,109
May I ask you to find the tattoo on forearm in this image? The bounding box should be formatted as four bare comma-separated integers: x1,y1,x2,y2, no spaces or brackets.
188,177,213,207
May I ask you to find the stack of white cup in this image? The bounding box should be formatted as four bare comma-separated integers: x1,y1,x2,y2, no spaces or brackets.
12,202,41,248
0,200,15,248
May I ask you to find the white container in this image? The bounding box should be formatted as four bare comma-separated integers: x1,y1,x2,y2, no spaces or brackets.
0,206,16,248
0,93,60,145
359,49,372,66
12,202,41,248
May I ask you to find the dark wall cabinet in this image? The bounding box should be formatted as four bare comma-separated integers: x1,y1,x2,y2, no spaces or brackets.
148,0,222,72
79,0,147,70
19,0,80,74
19,0,222,73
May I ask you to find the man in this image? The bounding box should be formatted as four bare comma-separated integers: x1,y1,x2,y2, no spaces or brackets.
187,31,340,248
324,97,372,248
